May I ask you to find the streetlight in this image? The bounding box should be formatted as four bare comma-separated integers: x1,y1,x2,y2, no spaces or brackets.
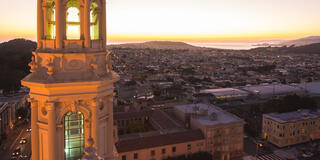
255,143,263,160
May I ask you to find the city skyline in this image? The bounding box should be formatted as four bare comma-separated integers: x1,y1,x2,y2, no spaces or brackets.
1,0,320,43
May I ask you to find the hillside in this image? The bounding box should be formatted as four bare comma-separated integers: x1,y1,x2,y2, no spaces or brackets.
280,36,320,47
250,43,320,54
0,39,36,92
108,41,206,50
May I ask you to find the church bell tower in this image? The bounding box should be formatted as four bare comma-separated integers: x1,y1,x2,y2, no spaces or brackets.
22,0,119,160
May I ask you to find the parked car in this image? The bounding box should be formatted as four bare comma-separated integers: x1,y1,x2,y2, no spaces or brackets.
12,147,21,157
26,128,31,132
19,138,27,144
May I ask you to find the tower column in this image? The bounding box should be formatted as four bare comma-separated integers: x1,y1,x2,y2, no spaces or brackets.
37,0,44,48
101,0,107,48
42,6,47,40
55,0,63,49
47,102,57,160
30,98,39,160
84,0,91,48
91,100,98,149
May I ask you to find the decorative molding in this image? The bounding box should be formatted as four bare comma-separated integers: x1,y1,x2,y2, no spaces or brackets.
56,100,92,123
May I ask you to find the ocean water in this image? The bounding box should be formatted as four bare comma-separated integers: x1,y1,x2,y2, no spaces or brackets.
189,42,261,50
108,41,271,50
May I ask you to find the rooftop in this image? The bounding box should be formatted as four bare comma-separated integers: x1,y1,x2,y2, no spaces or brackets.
174,104,244,126
263,109,320,123
299,82,320,96
0,93,28,103
242,84,304,96
200,88,248,98
116,129,204,153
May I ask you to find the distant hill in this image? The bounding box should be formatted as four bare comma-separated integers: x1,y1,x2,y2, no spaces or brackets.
250,43,320,54
108,41,207,50
279,36,320,47
0,39,36,92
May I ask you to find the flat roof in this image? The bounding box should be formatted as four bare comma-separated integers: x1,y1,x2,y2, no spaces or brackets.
174,104,244,126
299,82,320,96
242,84,303,96
0,93,27,103
263,109,320,123
200,88,248,97
116,129,204,153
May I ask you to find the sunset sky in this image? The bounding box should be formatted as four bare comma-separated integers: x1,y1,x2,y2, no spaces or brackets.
0,0,320,43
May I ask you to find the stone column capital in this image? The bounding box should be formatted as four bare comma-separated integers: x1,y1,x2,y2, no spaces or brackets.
46,101,56,111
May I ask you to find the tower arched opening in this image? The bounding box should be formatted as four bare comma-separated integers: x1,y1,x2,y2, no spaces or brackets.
66,0,81,40
46,1,55,40
90,2,100,40
64,111,84,160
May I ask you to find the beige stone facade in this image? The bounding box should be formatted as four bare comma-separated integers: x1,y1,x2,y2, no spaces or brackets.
262,110,320,147
174,104,245,160
22,0,119,160
197,123,244,160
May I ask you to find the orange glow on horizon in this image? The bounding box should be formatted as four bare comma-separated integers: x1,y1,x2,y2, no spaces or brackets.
0,0,320,43
108,31,320,43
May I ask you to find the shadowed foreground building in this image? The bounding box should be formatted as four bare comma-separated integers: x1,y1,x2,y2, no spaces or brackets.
116,129,205,160
22,0,119,159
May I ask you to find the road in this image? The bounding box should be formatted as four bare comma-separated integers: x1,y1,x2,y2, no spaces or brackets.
0,122,31,160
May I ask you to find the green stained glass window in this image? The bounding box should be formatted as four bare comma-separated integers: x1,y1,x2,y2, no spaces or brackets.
64,111,84,160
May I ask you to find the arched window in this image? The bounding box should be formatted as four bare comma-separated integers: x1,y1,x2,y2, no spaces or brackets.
46,1,55,40
66,7,80,40
90,2,99,40
64,111,84,160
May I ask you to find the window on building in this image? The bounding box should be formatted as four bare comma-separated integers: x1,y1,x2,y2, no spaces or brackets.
134,153,138,159
122,155,126,160
64,111,84,160
172,147,176,153
187,144,191,150
162,148,166,154
151,150,155,156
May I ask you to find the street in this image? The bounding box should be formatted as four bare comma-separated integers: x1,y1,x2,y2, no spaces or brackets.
0,122,31,160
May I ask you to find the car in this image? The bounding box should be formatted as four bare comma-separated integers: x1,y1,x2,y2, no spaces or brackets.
12,147,21,157
10,157,18,160
26,128,31,132
20,154,28,159
19,138,27,144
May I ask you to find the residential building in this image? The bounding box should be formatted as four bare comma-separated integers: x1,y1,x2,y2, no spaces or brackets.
262,109,320,147
116,129,205,160
0,93,28,139
174,104,245,160
200,88,249,100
